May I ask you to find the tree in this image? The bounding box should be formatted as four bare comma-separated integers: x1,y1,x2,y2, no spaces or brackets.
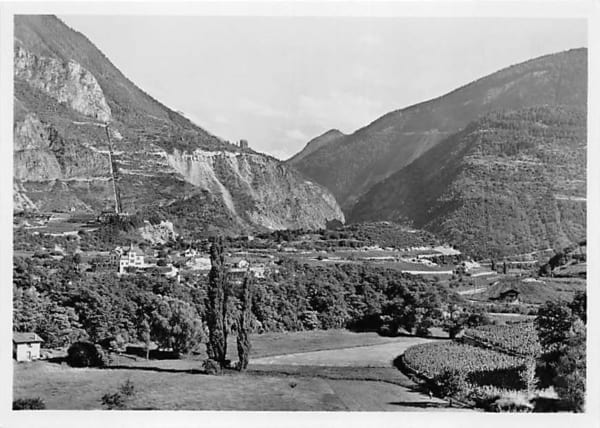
206,238,230,367
552,320,586,412
535,296,586,412
430,368,467,398
149,297,203,355
535,301,573,352
568,291,586,324
140,315,151,360
66,341,107,367
236,273,253,371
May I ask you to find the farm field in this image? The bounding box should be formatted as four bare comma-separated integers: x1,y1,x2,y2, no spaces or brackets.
402,341,526,391
14,332,458,411
252,337,436,367
469,277,585,304
464,322,541,356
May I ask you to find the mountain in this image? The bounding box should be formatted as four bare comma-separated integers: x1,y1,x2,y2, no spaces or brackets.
287,129,345,164
13,15,344,233
288,48,587,211
350,106,586,258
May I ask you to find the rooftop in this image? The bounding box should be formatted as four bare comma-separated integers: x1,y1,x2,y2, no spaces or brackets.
13,332,44,344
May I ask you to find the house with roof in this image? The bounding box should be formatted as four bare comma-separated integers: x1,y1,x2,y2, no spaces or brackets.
491,289,520,304
118,243,146,274
13,332,43,362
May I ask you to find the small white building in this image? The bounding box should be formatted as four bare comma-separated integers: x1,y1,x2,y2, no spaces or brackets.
118,243,146,274
13,332,43,362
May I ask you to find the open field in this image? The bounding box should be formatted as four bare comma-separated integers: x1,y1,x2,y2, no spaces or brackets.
469,277,585,304
252,337,436,367
14,331,460,411
13,362,346,410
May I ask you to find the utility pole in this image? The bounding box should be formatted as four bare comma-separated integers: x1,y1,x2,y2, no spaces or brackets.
104,123,122,214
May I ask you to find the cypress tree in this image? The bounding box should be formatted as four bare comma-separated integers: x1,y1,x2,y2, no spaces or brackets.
236,273,252,371
206,238,229,367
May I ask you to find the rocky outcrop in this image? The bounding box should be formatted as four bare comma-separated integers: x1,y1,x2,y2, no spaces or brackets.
14,46,111,122
14,112,110,182
139,220,178,244
14,181,38,212
14,114,62,181
167,149,344,230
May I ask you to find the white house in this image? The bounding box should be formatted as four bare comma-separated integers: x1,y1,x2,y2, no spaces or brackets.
118,243,146,274
13,332,43,362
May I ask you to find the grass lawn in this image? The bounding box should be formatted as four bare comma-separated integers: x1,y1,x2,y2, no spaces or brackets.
14,331,458,411
13,362,346,410
13,361,456,411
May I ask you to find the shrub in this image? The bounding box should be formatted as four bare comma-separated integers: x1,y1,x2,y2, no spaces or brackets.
13,397,46,410
66,341,107,367
430,368,468,398
491,391,534,412
299,310,320,330
101,392,126,410
101,379,136,410
203,358,222,375
119,379,135,397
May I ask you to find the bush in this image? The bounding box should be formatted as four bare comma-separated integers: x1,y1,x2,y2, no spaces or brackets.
429,368,467,398
13,397,46,410
66,341,107,367
491,392,534,412
203,358,222,375
101,392,126,410
101,379,136,410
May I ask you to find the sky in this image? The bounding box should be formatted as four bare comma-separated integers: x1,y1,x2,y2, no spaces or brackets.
59,16,587,160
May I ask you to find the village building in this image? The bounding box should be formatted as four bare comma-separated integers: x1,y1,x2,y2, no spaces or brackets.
118,243,147,274
186,255,211,271
13,332,43,362
492,289,520,304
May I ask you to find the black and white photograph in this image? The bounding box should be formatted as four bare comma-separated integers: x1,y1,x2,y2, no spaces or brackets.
1,0,598,425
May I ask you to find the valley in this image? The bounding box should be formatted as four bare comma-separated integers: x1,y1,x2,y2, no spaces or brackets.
11,14,587,415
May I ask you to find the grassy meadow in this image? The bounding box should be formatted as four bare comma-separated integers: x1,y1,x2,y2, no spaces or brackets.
13,330,457,411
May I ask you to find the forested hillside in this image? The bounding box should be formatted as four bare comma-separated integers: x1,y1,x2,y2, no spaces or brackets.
288,48,587,211
350,106,586,258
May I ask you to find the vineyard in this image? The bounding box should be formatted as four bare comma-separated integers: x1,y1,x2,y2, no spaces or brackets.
403,342,527,390
463,322,542,357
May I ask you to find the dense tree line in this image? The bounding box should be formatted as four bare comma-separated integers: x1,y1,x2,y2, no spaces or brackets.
14,252,482,356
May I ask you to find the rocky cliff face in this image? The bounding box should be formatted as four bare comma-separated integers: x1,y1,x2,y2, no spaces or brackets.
13,15,344,234
167,149,344,230
14,46,112,122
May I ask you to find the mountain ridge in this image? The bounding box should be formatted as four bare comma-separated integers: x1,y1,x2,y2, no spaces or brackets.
288,128,346,164
350,105,586,257
13,15,344,234
288,48,587,211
